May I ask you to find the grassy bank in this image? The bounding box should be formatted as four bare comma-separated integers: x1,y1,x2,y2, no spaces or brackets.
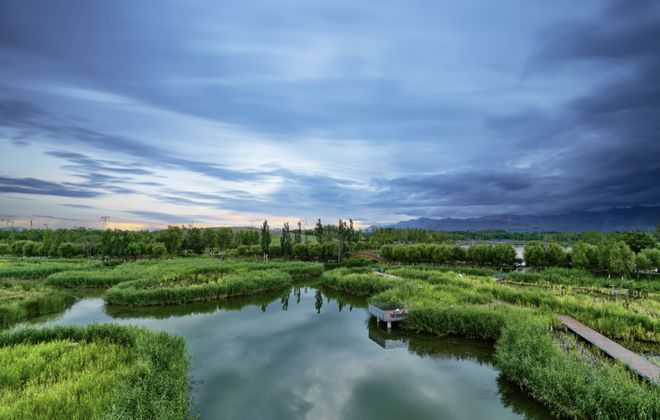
384,266,660,343
0,258,104,280
45,258,324,288
508,267,660,294
103,260,324,306
320,266,660,418
0,324,191,419
105,269,293,306
0,283,75,329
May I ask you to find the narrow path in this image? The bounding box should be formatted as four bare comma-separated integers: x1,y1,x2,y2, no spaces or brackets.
558,315,660,383
373,271,402,280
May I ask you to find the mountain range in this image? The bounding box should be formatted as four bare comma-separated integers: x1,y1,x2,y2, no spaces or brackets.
381,206,660,232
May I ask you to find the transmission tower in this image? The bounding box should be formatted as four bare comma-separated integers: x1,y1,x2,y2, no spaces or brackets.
100,216,110,229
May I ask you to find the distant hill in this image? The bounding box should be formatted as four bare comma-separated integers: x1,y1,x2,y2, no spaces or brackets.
382,206,660,232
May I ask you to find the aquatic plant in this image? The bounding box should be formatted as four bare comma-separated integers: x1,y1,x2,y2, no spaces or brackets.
0,324,191,419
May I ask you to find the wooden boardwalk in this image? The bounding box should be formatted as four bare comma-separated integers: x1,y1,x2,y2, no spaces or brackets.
558,315,660,383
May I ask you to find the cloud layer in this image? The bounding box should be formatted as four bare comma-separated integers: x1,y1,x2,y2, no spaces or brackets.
0,0,658,228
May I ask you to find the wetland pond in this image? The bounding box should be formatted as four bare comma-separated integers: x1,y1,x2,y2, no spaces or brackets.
25,286,552,419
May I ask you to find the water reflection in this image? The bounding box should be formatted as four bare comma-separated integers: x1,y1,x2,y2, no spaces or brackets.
25,285,552,420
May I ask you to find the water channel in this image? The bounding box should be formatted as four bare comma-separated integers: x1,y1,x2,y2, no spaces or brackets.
25,286,552,419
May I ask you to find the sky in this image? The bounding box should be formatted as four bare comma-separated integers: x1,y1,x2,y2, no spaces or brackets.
1,0,659,230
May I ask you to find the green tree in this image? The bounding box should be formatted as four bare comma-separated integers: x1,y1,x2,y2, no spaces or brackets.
0,243,10,255
598,241,636,276
636,252,652,271
545,242,567,267
281,223,292,258
493,244,517,268
182,227,204,254
524,241,546,268
126,242,142,259
348,219,356,248
431,243,452,264
10,240,26,256
292,243,309,260
260,220,271,260
314,219,324,242
201,229,218,255
159,226,183,255
57,242,78,258
21,240,39,257
621,230,656,253
294,222,302,245
217,228,234,254
337,219,350,262
450,245,467,263
638,248,660,272
571,242,598,270
150,243,166,258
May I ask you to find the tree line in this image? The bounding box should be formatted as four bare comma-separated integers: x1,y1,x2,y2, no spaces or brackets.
1,222,658,274
379,239,660,276
380,243,517,268
0,219,365,260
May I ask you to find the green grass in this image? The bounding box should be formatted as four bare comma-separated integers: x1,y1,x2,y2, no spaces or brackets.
497,319,660,419
105,268,293,306
0,324,191,419
508,267,660,294
384,266,660,343
0,283,75,329
320,266,660,418
0,258,104,280
102,260,324,306
45,258,324,288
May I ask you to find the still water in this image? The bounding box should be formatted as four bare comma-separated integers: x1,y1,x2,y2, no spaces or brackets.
26,286,552,420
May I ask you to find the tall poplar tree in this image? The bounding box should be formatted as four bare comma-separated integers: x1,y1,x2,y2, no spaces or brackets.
281,222,293,258
260,220,270,261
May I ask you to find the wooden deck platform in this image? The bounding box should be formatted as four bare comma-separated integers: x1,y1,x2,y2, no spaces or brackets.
558,315,660,383
368,303,407,329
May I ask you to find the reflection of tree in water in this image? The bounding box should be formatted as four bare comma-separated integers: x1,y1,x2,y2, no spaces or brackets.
320,286,368,310
281,292,289,311
106,288,290,319
315,290,323,314
107,285,370,319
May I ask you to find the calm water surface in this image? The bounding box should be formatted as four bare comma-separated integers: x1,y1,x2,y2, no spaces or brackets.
26,286,552,420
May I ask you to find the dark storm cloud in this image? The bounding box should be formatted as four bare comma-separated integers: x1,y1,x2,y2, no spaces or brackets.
477,0,660,215
0,1,517,142
369,171,562,217
1,0,658,223
0,176,100,198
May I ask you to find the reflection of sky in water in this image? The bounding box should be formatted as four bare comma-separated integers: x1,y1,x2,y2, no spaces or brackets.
27,288,551,420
